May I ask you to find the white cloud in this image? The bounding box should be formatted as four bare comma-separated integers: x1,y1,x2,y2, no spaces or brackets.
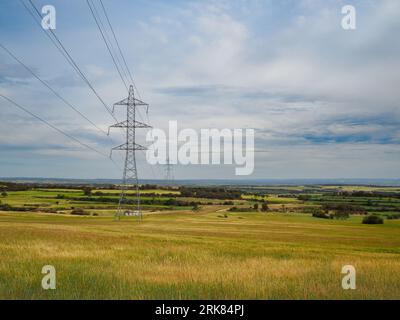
0,0,399,179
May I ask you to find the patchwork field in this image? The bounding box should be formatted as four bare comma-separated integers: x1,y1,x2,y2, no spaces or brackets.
0,184,399,299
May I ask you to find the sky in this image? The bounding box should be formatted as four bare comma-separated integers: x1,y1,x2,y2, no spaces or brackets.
0,0,399,180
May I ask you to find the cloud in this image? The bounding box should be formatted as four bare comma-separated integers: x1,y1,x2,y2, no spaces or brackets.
0,0,399,179
0,61,36,85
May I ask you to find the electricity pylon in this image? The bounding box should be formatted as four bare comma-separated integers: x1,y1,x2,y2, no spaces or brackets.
109,85,150,220
165,156,174,183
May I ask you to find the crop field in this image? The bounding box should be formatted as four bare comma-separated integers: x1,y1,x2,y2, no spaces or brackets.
0,184,399,299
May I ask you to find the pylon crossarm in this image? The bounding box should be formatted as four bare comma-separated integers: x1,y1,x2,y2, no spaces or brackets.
113,98,148,107
111,143,127,151
110,120,128,129
111,120,150,129
134,120,152,128
113,97,129,107
133,98,149,106
111,143,147,151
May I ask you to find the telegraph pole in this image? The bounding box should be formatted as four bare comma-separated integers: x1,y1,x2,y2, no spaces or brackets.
109,85,150,220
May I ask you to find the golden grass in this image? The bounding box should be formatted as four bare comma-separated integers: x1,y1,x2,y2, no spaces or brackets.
0,211,399,299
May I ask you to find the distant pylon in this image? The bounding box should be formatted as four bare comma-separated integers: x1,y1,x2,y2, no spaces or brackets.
109,85,151,220
165,156,174,183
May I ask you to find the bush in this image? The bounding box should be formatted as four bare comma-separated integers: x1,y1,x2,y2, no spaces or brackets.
362,215,384,225
0,204,35,212
228,206,257,213
1,192,8,197
332,211,350,220
0,203,12,211
322,203,367,215
312,212,331,219
70,208,90,216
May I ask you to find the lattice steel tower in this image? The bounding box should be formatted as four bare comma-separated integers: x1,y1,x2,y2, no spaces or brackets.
165,156,174,183
109,85,150,220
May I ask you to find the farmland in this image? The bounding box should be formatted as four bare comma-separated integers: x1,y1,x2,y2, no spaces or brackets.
0,182,399,299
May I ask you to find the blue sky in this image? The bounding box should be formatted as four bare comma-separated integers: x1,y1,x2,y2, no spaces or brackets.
0,0,399,179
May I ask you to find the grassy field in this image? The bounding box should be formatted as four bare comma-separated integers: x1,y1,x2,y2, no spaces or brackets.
0,184,399,300
0,208,399,299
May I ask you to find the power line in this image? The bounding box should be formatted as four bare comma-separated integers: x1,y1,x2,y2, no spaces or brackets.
93,0,130,87
87,0,153,149
86,0,129,92
87,1,146,129
18,0,74,74
20,1,159,183
0,43,108,136
22,0,136,134
20,0,119,123
0,93,111,159
98,0,142,99
94,1,130,86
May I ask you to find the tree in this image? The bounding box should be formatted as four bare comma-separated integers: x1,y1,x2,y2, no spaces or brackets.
83,188,92,197
253,203,259,211
298,195,311,201
332,211,350,220
1,192,7,197
261,201,269,212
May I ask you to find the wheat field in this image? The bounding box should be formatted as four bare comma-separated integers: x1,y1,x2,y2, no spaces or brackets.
0,210,399,299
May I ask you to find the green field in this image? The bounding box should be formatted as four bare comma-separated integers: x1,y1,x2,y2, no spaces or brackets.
0,185,399,299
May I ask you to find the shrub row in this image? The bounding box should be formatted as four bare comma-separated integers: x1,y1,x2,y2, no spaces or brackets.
312,211,350,220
